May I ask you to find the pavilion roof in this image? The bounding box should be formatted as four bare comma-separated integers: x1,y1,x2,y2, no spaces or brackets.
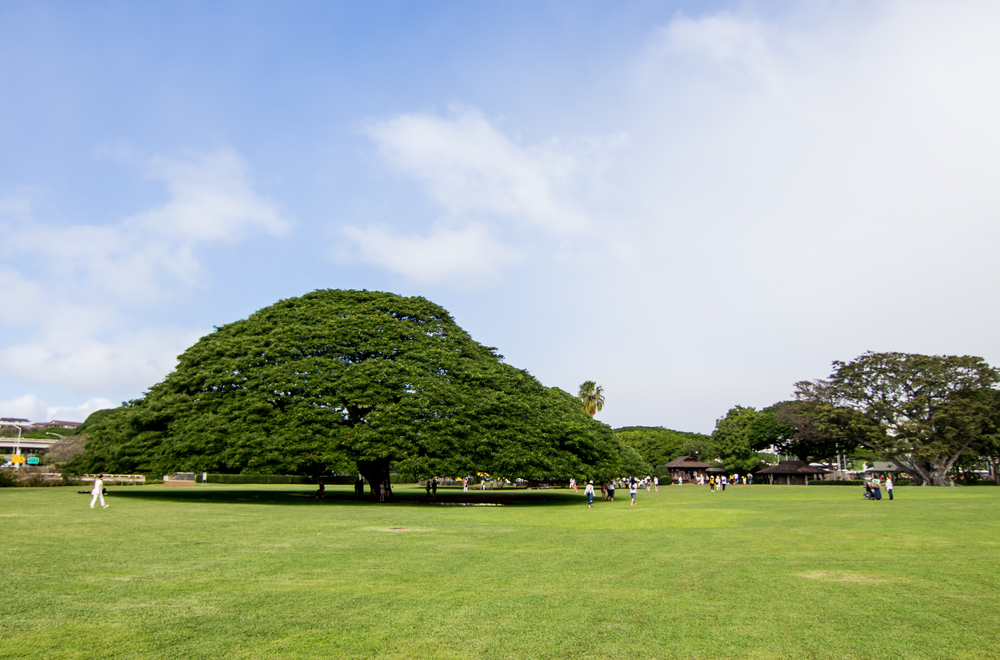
756,460,830,475
664,455,711,469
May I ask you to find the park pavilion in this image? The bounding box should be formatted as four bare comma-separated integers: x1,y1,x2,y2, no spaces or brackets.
755,460,830,485
664,455,711,484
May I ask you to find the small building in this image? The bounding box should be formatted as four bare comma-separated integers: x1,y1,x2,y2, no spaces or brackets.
33,420,83,430
756,460,830,485
863,462,898,475
664,456,711,484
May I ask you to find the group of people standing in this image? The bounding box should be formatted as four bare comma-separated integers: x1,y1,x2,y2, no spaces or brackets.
584,476,656,508
865,475,893,500
707,473,752,491
706,473,752,491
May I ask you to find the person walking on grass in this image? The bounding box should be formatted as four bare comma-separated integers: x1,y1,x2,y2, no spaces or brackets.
873,476,882,500
607,480,615,502
629,479,638,506
90,475,108,509
654,476,659,492
886,475,894,500
585,480,595,508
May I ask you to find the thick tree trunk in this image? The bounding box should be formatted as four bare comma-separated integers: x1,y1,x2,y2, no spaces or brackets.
357,457,392,501
889,457,925,485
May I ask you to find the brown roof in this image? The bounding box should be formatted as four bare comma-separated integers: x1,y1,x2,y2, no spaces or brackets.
664,455,711,469
756,460,830,475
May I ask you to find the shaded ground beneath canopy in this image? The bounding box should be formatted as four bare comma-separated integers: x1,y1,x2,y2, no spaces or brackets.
106,485,583,507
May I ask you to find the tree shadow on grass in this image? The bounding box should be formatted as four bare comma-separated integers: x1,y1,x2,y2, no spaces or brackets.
109,486,584,507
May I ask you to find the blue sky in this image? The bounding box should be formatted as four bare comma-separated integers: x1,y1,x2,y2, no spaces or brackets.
1,1,998,432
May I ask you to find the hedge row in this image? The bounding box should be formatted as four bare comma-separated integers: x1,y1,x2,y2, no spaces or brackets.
205,474,313,484
203,474,415,485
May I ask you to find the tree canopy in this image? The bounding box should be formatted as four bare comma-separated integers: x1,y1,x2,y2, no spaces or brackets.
745,401,863,464
710,405,767,472
614,426,712,470
797,351,1000,486
74,290,633,495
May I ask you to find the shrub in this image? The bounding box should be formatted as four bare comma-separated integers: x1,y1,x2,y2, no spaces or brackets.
44,436,86,465
21,470,47,487
0,469,16,487
205,474,312,485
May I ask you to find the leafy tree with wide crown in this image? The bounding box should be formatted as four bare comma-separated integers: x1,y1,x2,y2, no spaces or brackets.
797,351,1000,486
73,290,633,497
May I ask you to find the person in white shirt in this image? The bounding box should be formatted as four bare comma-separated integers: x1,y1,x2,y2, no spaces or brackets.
584,481,595,508
90,475,108,509
886,475,894,500
629,479,638,505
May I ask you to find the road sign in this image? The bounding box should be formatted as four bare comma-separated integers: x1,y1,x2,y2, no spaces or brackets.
26,457,39,465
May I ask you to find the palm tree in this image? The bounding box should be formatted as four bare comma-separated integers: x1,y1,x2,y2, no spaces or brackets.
578,381,606,416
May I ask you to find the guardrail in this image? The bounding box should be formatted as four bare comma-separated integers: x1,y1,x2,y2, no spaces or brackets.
80,474,146,485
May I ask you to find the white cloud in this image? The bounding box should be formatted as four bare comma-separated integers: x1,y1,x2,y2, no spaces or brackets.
651,12,781,84
0,146,284,399
363,106,589,234
0,394,115,425
565,1,1000,431
0,194,32,222
347,107,617,283
8,146,290,301
0,268,46,324
343,223,520,284
0,326,204,395
137,147,290,242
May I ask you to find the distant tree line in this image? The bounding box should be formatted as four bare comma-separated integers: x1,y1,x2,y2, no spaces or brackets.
701,352,1000,486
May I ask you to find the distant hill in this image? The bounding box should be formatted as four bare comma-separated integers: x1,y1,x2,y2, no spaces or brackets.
614,426,713,469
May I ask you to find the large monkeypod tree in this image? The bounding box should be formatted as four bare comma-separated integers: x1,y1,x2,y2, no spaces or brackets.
75,290,628,498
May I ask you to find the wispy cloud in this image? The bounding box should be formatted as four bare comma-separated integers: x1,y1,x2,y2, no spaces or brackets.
345,106,611,283
363,106,589,234
0,146,288,396
8,147,290,300
0,394,115,425
342,223,520,285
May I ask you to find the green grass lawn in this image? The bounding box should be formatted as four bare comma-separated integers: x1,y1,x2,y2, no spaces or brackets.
2,483,998,659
